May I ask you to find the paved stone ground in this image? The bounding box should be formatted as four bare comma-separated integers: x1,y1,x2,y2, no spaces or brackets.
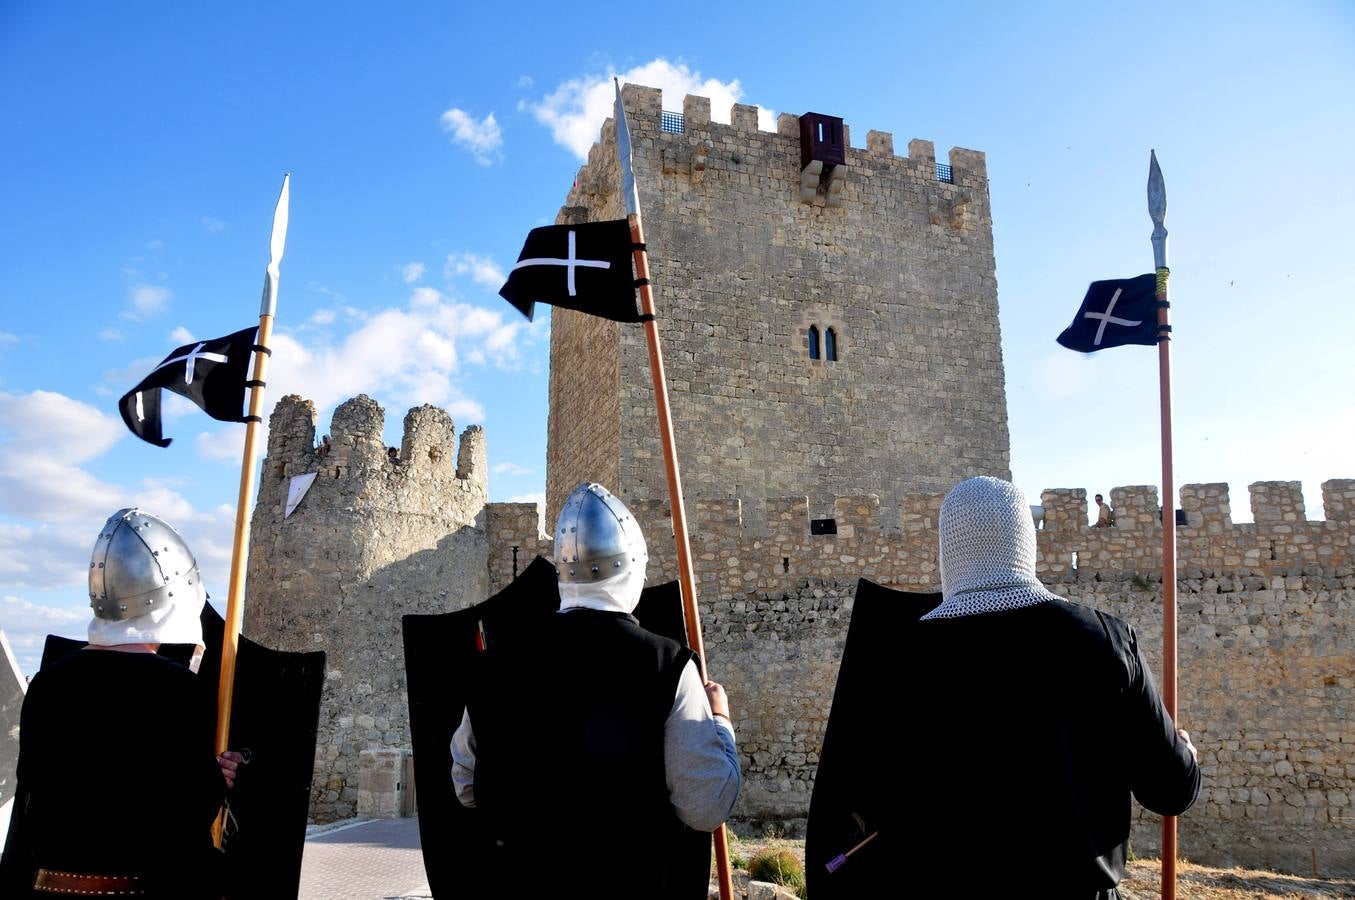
300,817,431,900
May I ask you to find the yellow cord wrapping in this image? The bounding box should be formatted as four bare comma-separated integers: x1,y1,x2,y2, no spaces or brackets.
1156,266,1170,295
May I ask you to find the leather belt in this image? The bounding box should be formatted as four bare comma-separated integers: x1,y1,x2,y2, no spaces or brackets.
33,868,146,896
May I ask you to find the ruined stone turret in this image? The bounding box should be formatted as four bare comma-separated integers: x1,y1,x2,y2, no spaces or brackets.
245,394,488,821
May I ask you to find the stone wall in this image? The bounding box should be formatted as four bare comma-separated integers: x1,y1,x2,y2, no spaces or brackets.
486,479,1355,876
546,84,1010,525
245,395,490,822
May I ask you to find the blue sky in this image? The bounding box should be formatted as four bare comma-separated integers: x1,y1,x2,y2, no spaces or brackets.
1,1,1352,674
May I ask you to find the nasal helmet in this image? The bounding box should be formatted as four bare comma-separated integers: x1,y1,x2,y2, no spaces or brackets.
553,483,647,583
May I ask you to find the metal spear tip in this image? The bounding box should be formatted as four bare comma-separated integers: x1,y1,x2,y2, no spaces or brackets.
1148,149,1167,226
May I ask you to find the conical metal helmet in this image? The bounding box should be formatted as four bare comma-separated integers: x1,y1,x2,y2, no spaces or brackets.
88,508,206,621
554,483,646,583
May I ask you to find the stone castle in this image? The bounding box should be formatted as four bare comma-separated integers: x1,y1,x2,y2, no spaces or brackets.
243,85,1354,876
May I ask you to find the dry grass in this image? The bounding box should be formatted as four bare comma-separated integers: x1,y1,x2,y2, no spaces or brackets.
715,837,1355,899
1119,859,1355,899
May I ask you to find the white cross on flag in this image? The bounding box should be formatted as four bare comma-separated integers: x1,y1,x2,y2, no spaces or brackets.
498,219,641,322
1056,274,1160,353
118,326,259,447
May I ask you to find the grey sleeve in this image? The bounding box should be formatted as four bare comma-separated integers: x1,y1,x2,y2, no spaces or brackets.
664,659,741,832
450,708,477,808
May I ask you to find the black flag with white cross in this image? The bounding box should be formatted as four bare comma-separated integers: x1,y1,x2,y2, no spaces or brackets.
117,326,259,447
1056,273,1160,352
498,219,641,322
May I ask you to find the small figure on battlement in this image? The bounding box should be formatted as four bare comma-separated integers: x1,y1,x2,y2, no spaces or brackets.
1094,492,1116,527
315,433,331,458
386,446,399,464
451,483,741,899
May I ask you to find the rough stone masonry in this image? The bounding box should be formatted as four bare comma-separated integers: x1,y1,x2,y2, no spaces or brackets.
244,85,1354,877
545,83,1010,526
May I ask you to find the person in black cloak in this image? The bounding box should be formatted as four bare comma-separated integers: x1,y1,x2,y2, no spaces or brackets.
0,509,241,899
882,477,1199,898
451,482,741,898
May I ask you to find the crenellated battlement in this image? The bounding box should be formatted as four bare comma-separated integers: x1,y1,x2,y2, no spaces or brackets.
566,83,986,232
487,479,1355,596
259,395,487,514
603,83,986,182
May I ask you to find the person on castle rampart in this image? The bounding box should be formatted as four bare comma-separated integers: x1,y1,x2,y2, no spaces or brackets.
450,482,741,898
889,477,1198,897
0,509,242,899
1094,492,1115,527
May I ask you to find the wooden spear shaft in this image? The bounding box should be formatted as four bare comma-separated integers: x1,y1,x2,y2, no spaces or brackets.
212,174,289,846
1157,268,1178,898
211,315,274,847
1149,150,1178,900
628,213,733,900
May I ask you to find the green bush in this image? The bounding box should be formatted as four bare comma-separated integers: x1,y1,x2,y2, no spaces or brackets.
747,848,806,897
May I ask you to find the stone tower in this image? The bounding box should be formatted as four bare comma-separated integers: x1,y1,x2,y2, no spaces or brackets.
244,394,488,821
546,84,1010,522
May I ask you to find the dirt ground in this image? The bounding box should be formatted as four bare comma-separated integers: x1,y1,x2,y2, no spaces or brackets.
720,836,1355,899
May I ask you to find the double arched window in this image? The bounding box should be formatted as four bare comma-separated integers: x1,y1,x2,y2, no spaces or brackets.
807,325,838,362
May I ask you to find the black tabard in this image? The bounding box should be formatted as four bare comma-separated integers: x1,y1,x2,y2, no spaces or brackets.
810,586,1199,899
466,607,696,893
0,650,224,900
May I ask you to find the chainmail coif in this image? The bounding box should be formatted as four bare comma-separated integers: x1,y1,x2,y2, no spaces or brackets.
922,476,1057,620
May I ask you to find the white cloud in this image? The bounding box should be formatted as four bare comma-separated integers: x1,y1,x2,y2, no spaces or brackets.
0,390,125,467
448,398,485,422
525,58,776,160
0,522,100,591
0,390,242,609
492,461,532,477
128,284,172,318
98,328,124,342
308,309,337,326
266,286,525,419
168,326,194,344
400,262,426,284
0,595,88,675
438,108,503,165
147,239,164,250
201,216,226,233
444,252,506,290
516,75,534,89
0,332,17,346
194,427,246,464
0,391,127,524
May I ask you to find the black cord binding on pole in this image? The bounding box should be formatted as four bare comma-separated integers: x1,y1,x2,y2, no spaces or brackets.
631,242,647,252
637,313,657,322
1156,300,1171,310
634,278,651,288
252,345,273,356
243,415,263,423
245,380,266,388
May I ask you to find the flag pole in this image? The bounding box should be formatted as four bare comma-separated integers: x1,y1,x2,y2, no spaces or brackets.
1148,150,1178,899
615,80,735,900
212,174,291,846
